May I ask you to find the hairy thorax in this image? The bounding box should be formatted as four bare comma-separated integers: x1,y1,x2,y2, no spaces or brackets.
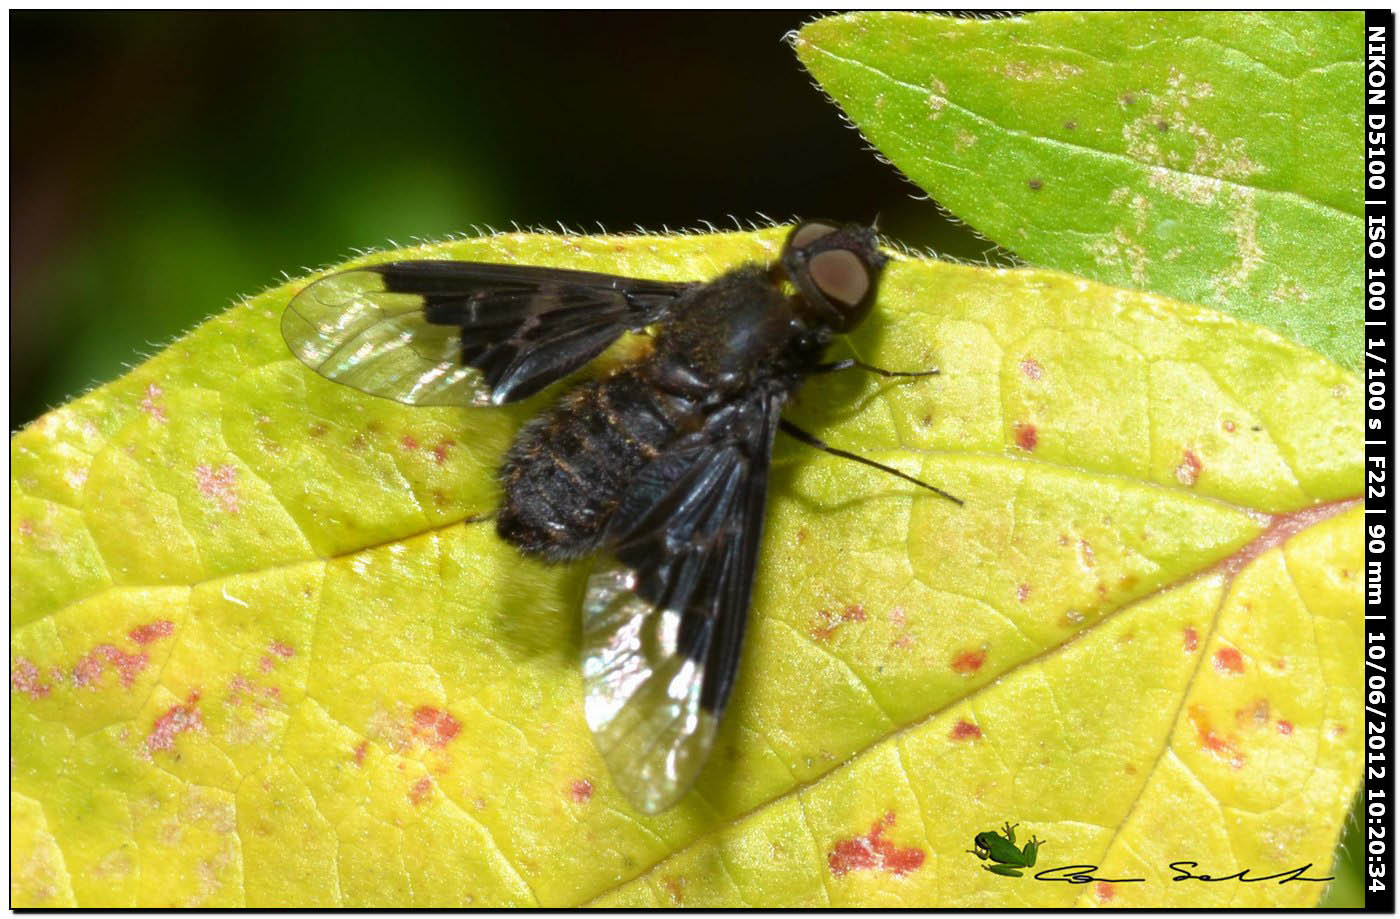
495,264,824,560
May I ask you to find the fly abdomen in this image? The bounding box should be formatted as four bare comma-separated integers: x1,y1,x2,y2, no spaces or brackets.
497,372,692,560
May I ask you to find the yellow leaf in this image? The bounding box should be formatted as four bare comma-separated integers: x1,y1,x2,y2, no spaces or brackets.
11,229,1361,906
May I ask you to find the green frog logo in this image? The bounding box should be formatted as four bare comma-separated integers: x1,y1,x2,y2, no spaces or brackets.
967,822,1044,877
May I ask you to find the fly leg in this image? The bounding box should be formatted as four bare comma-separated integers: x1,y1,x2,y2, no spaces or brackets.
778,420,962,505
810,359,939,379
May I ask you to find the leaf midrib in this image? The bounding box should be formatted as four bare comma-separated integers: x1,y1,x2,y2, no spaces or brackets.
577,498,1358,905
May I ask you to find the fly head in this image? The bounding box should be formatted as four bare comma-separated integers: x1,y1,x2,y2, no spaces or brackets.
780,220,889,333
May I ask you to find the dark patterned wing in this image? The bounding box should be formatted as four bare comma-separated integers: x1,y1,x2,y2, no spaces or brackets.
281,260,694,406
580,390,783,813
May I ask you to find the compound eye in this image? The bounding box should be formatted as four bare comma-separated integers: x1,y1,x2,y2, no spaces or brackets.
789,221,840,251
808,248,871,307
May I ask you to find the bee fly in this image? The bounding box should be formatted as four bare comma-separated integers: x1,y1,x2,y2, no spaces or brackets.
282,221,961,813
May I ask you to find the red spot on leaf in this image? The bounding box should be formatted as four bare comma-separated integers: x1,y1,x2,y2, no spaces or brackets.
129,620,174,645
140,383,167,422
1096,881,1115,901
1278,720,1294,736
269,641,294,659
950,720,982,741
952,649,986,674
195,463,240,514
570,779,594,803
1213,647,1244,675
828,812,925,878
18,519,35,538
1183,627,1199,652
1016,583,1031,603
1189,704,1244,769
353,740,369,766
409,776,432,806
1079,539,1096,568
1223,420,1236,433
431,439,455,464
412,706,462,747
147,694,204,754
400,434,420,451
1020,357,1044,381
74,644,150,689
1014,422,1038,451
11,658,52,698
1175,449,1203,486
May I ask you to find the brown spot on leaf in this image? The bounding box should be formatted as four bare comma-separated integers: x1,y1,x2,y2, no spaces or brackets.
1235,698,1270,729
810,604,866,642
1175,449,1203,486
1015,422,1038,451
1278,720,1294,736
1183,627,1199,652
952,649,986,674
950,720,982,741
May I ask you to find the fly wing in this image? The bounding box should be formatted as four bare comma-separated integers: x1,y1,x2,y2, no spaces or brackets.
581,390,783,813
281,260,694,406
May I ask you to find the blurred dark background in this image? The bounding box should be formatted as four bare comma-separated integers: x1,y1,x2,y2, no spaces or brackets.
11,10,991,426
5,13,1365,906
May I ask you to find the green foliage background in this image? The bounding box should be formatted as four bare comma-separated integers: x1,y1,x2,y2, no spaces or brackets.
9,11,1363,907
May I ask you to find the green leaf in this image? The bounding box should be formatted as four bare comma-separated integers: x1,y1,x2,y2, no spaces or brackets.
12,229,1361,906
793,11,1362,370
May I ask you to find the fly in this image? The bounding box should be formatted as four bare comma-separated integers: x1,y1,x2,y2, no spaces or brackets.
281,221,961,813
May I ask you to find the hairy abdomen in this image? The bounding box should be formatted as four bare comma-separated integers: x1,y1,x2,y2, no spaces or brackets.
497,372,688,560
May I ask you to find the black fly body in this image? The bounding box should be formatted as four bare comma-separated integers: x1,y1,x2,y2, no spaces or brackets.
282,221,960,813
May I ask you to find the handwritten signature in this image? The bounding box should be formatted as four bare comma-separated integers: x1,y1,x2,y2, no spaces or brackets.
1030,862,1332,885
